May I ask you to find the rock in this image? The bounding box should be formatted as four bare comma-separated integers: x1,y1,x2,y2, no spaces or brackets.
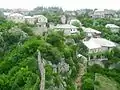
58,60,69,74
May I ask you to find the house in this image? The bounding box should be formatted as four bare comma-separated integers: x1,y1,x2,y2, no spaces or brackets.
104,9,116,18
33,15,48,28
76,9,93,16
55,24,79,35
32,15,48,36
65,11,76,16
105,24,120,33
83,37,116,60
82,27,101,38
7,13,25,23
83,38,116,54
92,9,105,18
83,38,102,54
24,16,35,24
3,12,11,18
92,9,116,18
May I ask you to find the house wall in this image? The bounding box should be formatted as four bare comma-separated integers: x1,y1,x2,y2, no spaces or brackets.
64,28,71,35
110,28,119,33
25,18,35,24
8,16,25,23
86,32,101,38
64,28,78,35
89,48,100,53
37,22,47,28
38,17,47,23
89,46,108,54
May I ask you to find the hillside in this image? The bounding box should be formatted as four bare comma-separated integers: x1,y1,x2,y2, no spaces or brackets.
95,73,120,90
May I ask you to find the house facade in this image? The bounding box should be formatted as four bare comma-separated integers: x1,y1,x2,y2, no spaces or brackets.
92,9,105,18
83,38,116,60
3,12,11,18
83,38,116,53
82,27,101,38
24,16,35,24
33,15,48,28
55,24,79,35
92,9,116,18
4,12,48,26
7,13,25,23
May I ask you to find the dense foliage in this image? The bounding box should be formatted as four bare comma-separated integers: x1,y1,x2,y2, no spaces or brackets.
0,20,83,90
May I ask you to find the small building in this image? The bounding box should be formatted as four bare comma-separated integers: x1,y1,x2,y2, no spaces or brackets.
32,15,48,36
83,39,102,54
92,9,105,18
92,9,116,18
90,38,116,49
83,38,116,54
24,16,35,24
3,12,11,18
7,13,25,23
105,24,120,33
83,37,116,61
82,27,101,38
33,15,48,28
65,11,76,16
55,24,79,35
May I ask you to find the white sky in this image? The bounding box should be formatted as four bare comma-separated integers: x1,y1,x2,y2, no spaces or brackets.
0,0,120,10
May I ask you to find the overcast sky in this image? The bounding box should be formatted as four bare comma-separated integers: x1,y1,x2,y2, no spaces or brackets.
0,0,120,10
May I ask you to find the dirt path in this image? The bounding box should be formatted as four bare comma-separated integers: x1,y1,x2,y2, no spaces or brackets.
75,63,85,90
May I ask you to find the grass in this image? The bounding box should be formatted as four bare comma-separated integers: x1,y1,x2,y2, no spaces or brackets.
95,73,120,90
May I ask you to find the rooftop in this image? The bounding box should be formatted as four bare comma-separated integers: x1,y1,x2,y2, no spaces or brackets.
33,15,47,19
55,24,78,29
83,39,101,49
90,38,116,47
83,38,116,49
83,27,101,34
3,12,11,16
95,9,105,12
105,24,120,28
9,13,24,17
24,16,33,19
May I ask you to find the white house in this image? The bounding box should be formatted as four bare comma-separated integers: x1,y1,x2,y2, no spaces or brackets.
83,39,102,54
83,38,116,54
92,9,105,18
82,27,101,38
7,13,25,23
3,12,11,18
105,24,120,33
55,24,79,35
33,15,48,27
92,9,116,18
24,16,35,24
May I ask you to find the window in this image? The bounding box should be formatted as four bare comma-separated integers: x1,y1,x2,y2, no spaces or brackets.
39,25,41,27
